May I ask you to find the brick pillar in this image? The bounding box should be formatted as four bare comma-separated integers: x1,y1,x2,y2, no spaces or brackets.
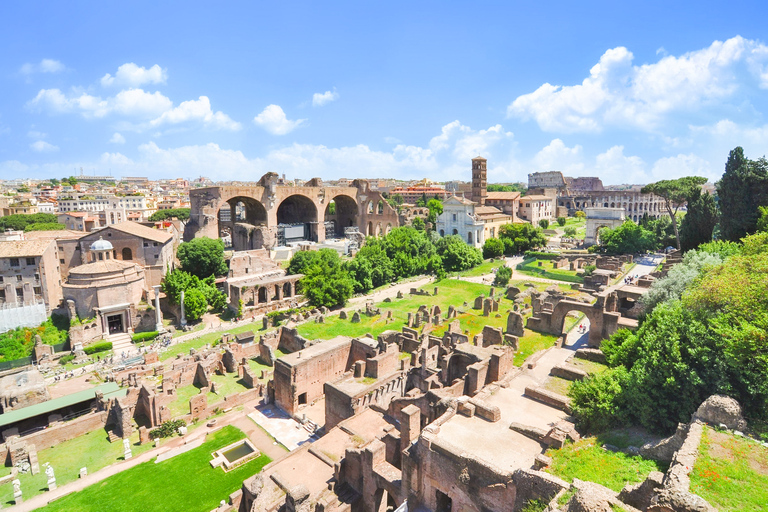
400,404,421,453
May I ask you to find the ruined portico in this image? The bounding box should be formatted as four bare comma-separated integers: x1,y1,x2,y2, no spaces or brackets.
184,174,399,251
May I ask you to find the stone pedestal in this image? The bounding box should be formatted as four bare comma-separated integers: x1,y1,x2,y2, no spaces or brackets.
123,438,132,460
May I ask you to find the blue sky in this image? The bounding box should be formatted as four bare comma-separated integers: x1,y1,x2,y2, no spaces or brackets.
2,1,768,185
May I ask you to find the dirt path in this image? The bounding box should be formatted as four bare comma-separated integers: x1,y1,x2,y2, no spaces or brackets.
346,276,433,309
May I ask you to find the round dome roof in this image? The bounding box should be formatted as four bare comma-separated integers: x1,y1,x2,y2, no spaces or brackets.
90,237,113,251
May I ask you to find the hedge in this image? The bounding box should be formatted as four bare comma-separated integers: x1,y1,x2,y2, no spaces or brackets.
523,251,560,260
149,419,186,439
132,331,159,343
84,341,112,355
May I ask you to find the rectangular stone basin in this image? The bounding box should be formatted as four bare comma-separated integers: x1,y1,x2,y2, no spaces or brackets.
210,439,260,472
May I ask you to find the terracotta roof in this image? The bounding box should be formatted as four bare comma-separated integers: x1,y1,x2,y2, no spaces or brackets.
60,211,90,217
521,195,553,201
444,195,475,206
68,259,138,275
475,206,506,216
94,221,173,244
486,191,520,201
23,230,84,241
0,240,54,258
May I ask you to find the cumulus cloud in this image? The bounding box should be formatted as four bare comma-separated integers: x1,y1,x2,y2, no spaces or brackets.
20,59,65,75
150,96,241,130
109,132,126,144
253,105,306,135
508,36,768,132
30,140,59,153
27,88,172,119
533,139,584,174
101,63,167,87
312,89,339,107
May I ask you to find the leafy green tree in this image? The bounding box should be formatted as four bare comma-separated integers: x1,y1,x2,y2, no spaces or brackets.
437,235,482,272
498,223,547,254
482,238,504,259
182,288,208,321
757,206,768,232
597,221,656,255
0,213,59,231
344,239,394,293
575,211,586,219
642,176,708,250
382,226,440,277
716,147,768,241
296,249,354,308
556,217,566,226
564,227,577,238
24,222,65,231
411,216,425,231
493,265,512,287
679,189,719,251
538,219,550,229
177,237,228,278
416,193,428,207
426,198,443,225
148,208,191,222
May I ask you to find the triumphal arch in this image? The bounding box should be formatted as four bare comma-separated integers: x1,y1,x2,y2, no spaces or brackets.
183,173,400,251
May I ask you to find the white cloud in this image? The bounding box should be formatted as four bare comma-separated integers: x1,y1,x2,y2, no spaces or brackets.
150,96,241,130
101,63,167,87
533,139,585,174
312,89,339,107
30,140,59,153
650,153,713,181
27,130,46,139
27,87,171,119
20,59,65,75
109,132,126,144
508,36,768,133
594,146,647,184
253,105,306,135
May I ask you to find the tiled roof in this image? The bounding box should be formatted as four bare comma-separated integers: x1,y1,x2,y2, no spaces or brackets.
486,191,520,201
93,221,173,244
521,195,553,201
0,240,54,258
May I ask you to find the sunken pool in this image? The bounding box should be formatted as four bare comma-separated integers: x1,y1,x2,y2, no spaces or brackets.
210,439,260,471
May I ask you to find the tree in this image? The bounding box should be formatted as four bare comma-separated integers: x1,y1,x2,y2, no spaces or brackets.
575,211,586,219
642,176,708,250
177,237,228,279
426,198,443,225
757,206,768,233
344,239,394,293
493,265,512,287
564,227,577,238
416,193,427,207
437,235,482,272
182,288,208,321
482,238,504,259
538,219,550,229
557,217,566,226
597,221,657,254
148,208,191,222
24,222,65,232
498,223,547,254
717,147,768,241
679,189,719,251
0,213,59,231
411,216,425,231
382,226,440,278
295,249,354,308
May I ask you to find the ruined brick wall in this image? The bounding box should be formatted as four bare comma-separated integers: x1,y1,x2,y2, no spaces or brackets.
19,411,107,450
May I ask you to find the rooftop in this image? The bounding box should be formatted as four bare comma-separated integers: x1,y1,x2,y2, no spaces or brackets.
0,239,54,258
278,336,354,367
486,191,521,201
92,221,173,244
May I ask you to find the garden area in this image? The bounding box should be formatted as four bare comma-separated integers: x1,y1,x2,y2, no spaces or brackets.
690,426,768,512
516,258,584,283
41,426,271,512
0,427,154,505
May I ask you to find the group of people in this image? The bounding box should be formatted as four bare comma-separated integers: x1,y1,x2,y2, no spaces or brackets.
623,274,640,285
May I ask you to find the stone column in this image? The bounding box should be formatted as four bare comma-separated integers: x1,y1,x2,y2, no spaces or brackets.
153,285,165,333
180,290,187,327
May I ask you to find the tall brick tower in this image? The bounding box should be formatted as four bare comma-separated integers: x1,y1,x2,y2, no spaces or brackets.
471,156,487,205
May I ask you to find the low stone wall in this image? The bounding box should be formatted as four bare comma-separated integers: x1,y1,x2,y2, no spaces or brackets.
17,411,107,450
524,386,571,413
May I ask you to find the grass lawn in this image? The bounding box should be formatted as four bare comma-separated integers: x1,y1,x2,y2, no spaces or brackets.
0,427,155,505
513,331,558,366
454,259,507,278
516,259,584,284
168,372,252,417
546,435,667,492
542,375,572,396
42,426,271,512
690,427,768,512
160,320,275,362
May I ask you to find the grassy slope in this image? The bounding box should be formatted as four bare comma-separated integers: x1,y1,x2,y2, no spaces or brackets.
42,426,270,512
517,259,584,283
690,427,768,512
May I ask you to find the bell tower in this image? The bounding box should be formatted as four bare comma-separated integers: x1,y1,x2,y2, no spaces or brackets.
471,156,487,205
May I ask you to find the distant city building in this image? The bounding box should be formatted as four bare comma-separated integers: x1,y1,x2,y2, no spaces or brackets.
389,184,450,204
517,195,555,224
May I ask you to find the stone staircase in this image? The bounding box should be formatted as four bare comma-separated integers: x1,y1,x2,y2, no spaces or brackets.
106,428,121,443
109,333,134,356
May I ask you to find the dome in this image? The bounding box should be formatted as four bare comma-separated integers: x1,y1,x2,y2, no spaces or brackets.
90,237,113,251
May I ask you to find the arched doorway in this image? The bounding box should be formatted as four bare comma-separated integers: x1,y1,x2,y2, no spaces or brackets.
324,195,358,237
121,247,133,260
222,196,268,250
277,195,318,243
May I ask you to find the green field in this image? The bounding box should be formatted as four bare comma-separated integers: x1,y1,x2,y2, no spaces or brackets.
160,321,275,361
0,427,155,505
454,259,507,278
42,426,271,512
690,427,768,512
516,258,584,283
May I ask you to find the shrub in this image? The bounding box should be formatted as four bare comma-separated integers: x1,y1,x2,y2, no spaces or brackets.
524,251,559,260
539,219,550,229
149,419,187,439
564,227,577,238
493,265,512,286
557,217,566,226
482,238,505,259
84,341,113,355
583,264,596,277
132,331,159,343
569,367,629,432
58,354,74,365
